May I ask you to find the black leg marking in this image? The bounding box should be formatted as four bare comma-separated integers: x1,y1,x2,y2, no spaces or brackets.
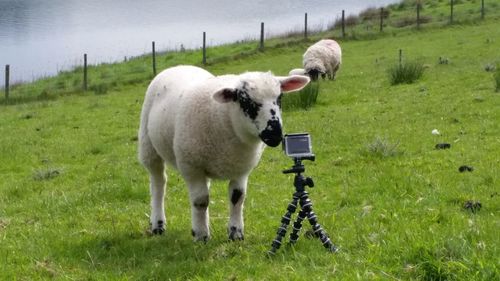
228,226,244,241
231,189,243,205
193,195,209,209
152,220,165,235
192,229,209,242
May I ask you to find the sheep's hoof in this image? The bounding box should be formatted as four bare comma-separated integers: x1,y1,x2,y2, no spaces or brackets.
151,220,165,235
152,227,165,235
228,226,244,241
191,229,210,243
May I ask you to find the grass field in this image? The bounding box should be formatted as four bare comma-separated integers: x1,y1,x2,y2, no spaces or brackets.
1,1,499,280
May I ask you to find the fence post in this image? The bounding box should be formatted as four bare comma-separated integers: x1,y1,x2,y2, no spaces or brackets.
481,0,485,19
417,3,421,29
342,10,345,38
83,53,87,91
202,32,207,65
260,22,264,51
152,41,157,76
450,0,454,24
399,49,403,67
380,8,384,32
304,13,308,39
4,65,9,100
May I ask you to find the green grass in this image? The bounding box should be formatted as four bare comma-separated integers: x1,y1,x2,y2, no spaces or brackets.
282,82,321,110
1,2,500,280
389,60,425,85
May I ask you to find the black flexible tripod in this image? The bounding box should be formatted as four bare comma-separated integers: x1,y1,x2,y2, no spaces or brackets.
268,155,338,254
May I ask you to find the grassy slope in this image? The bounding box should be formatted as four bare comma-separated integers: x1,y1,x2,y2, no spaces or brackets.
1,7,500,281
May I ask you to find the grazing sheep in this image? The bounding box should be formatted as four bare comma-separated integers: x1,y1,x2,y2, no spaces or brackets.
288,68,306,76
138,65,310,241
303,39,342,81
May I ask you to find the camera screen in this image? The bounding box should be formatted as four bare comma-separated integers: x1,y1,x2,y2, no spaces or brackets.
284,133,312,157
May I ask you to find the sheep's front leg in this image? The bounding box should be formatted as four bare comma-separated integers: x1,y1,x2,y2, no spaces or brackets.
187,177,211,242
228,177,247,241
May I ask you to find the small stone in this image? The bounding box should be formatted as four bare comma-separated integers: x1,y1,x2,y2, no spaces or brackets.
435,143,451,149
458,165,474,173
463,200,482,213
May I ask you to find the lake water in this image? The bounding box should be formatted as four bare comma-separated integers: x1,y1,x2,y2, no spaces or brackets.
0,0,399,85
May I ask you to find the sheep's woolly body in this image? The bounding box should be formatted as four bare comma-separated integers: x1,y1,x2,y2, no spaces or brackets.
289,68,306,76
138,65,309,241
303,39,342,80
140,66,269,180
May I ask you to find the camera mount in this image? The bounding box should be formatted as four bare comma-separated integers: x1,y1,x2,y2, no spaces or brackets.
268,154,338,255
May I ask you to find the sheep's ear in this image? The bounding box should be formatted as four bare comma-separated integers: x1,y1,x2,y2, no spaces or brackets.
213,88,237,103
278,75,310,93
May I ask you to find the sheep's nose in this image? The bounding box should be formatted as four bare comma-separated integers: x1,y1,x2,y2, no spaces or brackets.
309,72,319,81
259,120,282,147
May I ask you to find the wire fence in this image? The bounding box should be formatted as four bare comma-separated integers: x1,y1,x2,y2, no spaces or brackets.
2,0,496,102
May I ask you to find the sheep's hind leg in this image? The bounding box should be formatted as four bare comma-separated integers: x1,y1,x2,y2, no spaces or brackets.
139,136,167,235
187,177,211,242
227,177,247,241
147,158,167,235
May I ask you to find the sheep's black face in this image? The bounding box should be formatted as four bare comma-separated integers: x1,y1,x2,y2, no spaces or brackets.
235,84,283,147
308,69,321,81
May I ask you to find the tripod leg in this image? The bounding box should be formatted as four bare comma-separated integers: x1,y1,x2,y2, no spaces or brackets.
300,193,338,252
268,195,299,255
289,209,307,244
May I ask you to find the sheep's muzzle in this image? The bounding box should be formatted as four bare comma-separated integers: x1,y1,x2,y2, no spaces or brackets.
259,120,282,147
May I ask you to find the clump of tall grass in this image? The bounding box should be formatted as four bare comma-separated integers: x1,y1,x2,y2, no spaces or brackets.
389,60,425,85
359,7,390,21
282,82,320,111
33,167,62,181
484,63,496,72
329,14,360,30
364,136,401,158
89,83,109,95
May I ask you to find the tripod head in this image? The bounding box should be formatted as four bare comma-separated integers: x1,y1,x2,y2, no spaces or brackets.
282,155,315,174
282,155,316,192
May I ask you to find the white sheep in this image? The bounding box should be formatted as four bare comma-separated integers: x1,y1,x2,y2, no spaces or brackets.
303,39,342,81
288,68,306,76
138,65,310,241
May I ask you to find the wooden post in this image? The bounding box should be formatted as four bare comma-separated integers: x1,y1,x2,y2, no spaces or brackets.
481,0,485,19
341,10,345,38
83,53,87,91
202,32,206,65
4,64,9,100
304,13,308,39
260,22,264,51
380,8,384,32
417,3,421,29
152,41,157,76
399,49,403,67
450,0,454,24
